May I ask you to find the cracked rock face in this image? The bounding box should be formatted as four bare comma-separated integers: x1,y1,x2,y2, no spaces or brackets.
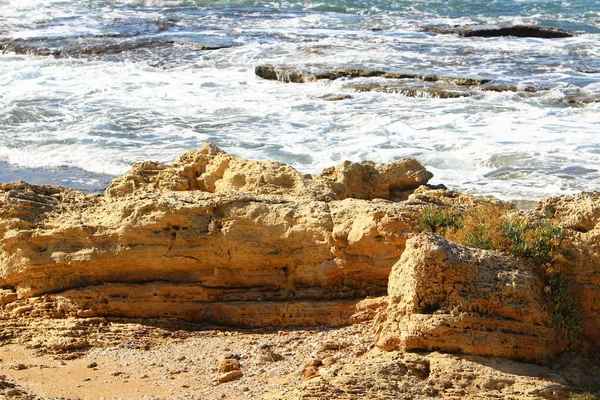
0,142,431,327
374,234,565,364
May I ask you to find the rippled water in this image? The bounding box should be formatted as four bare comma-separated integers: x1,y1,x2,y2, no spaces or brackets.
0,0,599,200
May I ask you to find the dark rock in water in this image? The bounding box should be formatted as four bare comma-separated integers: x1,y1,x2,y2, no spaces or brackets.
423,25,574,39
255,65,543,99
480,85,538,93
382,72,489,85
154,18,179,33
425,183,448,190
344,82,469,99
329,67,387,79
254,65,330,83
575,68,600,74
344,81,542,99
254,65,390,82
0,37,159,57
255,65,490,85
0,36,233,67
320,94,353,101
162,40,230,51
563,96,600,105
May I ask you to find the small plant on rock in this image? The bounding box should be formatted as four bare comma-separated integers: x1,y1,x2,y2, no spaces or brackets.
418,202,583,338
418,206,463,235
546,273,584,338
570,393,598,400
500,217,564,265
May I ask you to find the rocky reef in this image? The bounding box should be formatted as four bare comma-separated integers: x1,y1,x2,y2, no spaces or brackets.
0,143,599,398
0,33,233,69
252,65,600,105
423,25,574,39
254,65,525,100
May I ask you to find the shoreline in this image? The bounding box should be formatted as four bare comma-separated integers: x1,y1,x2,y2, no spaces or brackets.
0,143,598,399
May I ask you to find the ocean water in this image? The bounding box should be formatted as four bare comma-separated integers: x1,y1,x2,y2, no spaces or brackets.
0,0,599,201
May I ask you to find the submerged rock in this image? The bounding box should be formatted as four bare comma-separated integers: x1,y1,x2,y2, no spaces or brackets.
0,37,156,57
255,65,490,85
343,81,539,98
345,82,469,98
254,65,330,83
256,65,543,99
0,37,230,57
563,96,600,105
0,36,232,67
423,25,574,39
320,93,353,101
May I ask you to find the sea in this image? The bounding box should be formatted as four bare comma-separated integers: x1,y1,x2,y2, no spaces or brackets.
0,0,599,202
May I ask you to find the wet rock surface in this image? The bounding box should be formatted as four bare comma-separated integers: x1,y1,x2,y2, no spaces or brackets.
423,25,574,39
255,65,491,85
254,64,600,106
0,36,233,68
256,65,546,99
344,81,469,98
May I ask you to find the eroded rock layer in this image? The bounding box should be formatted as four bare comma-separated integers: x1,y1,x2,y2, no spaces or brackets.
0,143,598,367
0,35,233,68
375,234,564,364
0,143,431,327
536,191,600,345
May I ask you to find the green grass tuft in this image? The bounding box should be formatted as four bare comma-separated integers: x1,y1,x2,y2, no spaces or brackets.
501,217,564,265
463,225,495,250
546,274,584,338
417,204,583,338
418,206,463,235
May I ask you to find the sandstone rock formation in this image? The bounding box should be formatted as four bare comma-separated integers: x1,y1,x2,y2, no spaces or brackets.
535,191,600,346
0,143,431,327
0,143,598,375
374,234,564,364
107,142,432,201
270,349,581,400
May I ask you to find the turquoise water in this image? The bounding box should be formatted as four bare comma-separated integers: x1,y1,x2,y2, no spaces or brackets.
0,0,599,199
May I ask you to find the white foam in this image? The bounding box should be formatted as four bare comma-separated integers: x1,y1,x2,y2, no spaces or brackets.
1,1,599,200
